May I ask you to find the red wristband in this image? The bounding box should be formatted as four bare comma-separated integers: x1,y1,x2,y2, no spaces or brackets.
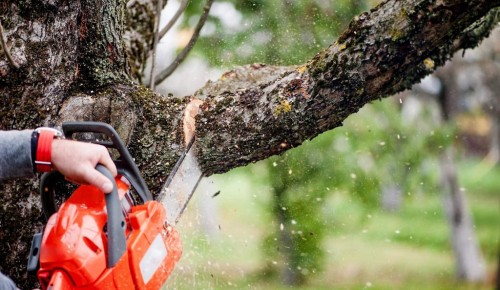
35,129,55,172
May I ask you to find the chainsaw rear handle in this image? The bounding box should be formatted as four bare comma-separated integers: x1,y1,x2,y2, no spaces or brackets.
62,121,152,202
96,164,127,268
40,170,63,220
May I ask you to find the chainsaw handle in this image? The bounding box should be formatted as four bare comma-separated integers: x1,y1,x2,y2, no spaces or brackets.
96,164,127,268
40,171,63,221
62,121,152,202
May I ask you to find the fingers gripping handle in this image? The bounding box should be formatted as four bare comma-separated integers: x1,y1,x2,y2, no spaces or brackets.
62,121,152,202
96,165,126,268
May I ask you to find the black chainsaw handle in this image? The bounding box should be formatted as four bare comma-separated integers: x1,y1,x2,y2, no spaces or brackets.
96,164,127,268
62,121,152,202
40,171,63,220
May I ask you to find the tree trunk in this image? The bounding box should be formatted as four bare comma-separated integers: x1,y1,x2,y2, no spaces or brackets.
439,148,486,281
488,113,499,163
273,183,303,285
381,183,403,212
436,67,487,281
0,0,499,287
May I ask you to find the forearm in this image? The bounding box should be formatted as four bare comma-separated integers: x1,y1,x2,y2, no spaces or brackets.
0,130,34,180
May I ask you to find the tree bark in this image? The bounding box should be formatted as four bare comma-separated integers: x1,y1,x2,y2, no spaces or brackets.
0,0,499,287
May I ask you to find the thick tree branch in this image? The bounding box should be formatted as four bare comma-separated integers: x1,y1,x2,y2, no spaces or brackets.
193,0,500,175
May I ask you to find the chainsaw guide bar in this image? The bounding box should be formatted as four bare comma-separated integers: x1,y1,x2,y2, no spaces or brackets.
158,137,204,225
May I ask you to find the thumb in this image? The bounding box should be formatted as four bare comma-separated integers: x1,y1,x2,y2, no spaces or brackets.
85,168,114,193
100,178,114,193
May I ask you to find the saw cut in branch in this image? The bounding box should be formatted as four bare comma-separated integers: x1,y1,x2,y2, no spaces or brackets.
154,0,214,85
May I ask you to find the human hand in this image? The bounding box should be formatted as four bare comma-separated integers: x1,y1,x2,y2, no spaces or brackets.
51,139,117,192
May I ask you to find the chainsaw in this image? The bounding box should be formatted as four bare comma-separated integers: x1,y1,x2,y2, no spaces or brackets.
26,122,203,289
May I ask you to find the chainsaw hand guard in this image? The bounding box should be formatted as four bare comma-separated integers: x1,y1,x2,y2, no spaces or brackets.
62,122,152,202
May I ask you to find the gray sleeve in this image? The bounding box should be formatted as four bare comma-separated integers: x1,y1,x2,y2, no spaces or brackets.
0,130,35,180
0,271,17,290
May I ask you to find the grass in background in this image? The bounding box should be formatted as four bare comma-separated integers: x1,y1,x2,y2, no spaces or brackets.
163,158,499,289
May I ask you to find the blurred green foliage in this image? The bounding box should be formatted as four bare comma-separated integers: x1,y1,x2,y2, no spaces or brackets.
258,97,457,283
183,0,367,66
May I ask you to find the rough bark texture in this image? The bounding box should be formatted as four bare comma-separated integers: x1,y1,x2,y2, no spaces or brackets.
0,0,499,287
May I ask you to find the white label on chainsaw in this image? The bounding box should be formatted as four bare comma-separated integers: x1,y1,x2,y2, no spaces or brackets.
140,234,168,284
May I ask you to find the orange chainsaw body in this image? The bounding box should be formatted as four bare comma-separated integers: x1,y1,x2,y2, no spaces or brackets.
37,177,182,290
